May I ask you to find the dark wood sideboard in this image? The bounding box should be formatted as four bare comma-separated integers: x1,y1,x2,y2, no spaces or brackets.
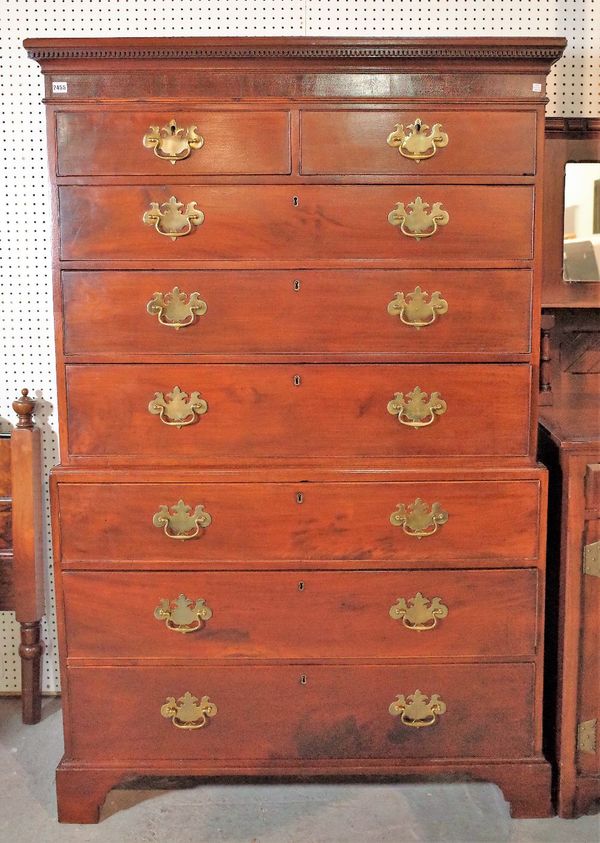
539,117,600,818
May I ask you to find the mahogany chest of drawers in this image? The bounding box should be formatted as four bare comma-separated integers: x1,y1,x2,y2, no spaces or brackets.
26,36,565,823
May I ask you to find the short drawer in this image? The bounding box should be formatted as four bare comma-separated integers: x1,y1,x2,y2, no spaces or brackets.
56,110,291,175
63,363,532,461
62,569,539,660
56,479,541,567
58,185,534,262
301,109,537,175
65,663,536,761
62,269,533,358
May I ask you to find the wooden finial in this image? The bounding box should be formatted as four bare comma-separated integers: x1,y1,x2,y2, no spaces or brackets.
12,388,36,429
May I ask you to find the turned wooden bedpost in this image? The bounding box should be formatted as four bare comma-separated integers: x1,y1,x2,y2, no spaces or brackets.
11,389,45,724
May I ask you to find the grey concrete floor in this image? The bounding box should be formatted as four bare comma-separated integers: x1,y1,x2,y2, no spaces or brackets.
0,698,598,843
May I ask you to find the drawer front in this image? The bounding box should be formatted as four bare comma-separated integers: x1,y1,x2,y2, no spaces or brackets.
301,109,537,175
57,480,540,566
56,110,291,175
62,569,539,659
66,663,535,761
58,185,534,262
64,363,531,460
62,269,533,357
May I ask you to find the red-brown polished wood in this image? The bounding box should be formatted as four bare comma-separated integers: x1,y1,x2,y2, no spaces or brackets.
62,568,539,660
58,184,534,263
26,36,564,822
63,363,532,462
55,478,541,567
61,269,534,359
300,109,538,176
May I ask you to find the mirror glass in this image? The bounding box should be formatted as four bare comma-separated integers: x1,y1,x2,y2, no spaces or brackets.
563,162,600,282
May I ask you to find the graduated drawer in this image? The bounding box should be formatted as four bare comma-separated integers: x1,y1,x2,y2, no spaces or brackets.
58,185,534,262
65,663,535,761
62,269,533,358
56,479,540,566
300,109,537,175
62,569,538,660
56,110,291,175
63,363,532,460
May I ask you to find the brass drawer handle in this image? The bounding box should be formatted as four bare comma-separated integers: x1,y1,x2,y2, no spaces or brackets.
147,286,207,330
160,691,217,730
389,690,447,728
387,387,447,428
389,592,448,630
390,498,448,538
154,594,213,633
143,119,204,164
152,499,212,540
142,195,205,241
386,118,448,162
388,196,449,240
388,286,448,328
148,385,208,427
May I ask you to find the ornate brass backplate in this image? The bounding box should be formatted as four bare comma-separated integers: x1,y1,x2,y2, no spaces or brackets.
142,195,205,241
152,499,212,540
388,196,449,240
143,119,205,164
146,286,208,329
148,385,208,427
389,592,449,630
160,691,217,729
387,286,448,328
387,387,447,428
386,118,449,162
389,690,447,727
390,498,449,538
154,594,213,632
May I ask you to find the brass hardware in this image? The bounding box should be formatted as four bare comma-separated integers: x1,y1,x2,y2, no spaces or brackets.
143,119,204,164
389,690,447,728
389,592,449,630
298,581,305,591
577,719,597,754
387,286,448,328
390,498,448,538
386,118,449,162
583,540,600,577
154,594,213,633
292,196,299,206
296,492,304,504
387,387,447,428
388,196,449,240
142,195,205,241
152,499,212,540
146,286,207,330
160,691,217,730
293,279,301,291
293,374,302,386
300,674,308,685
148,385,208,427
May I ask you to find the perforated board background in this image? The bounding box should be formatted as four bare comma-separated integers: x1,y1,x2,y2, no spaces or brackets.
0,1,598,694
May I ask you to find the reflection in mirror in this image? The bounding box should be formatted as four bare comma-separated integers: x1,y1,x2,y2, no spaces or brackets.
563,162,600,282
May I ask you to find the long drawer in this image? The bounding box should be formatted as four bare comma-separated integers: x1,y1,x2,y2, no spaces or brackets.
62,569,539,659
65,663,536,761
56,109,292,175
300,109,537,175
56,479,541,566
62,269,533,357
58,185,534,262
63,363,532,460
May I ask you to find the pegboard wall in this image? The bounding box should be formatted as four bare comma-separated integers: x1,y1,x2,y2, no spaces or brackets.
0,2,598,694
